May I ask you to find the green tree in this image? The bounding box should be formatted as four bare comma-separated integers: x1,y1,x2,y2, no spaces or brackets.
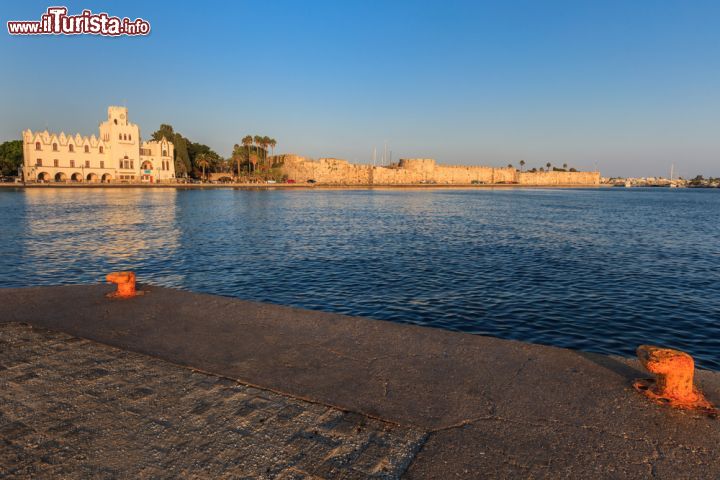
196,153,210,180
187,141,221,178
253,135,263,165
546,162,552,172
151,124,189,177
262,136,271,167
269,138,277,165
152,124,222,179
232,143,248,176
0,140,23,176
519,160,525,172
242,135,254,174
173,134,191,177
563,163,568,170
151,124,175,142
253,135,262,170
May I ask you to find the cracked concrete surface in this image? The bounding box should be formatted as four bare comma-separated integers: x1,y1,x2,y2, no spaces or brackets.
1,284,719,478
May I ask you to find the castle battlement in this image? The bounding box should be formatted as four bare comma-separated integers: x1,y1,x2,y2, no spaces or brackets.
278,155,599,186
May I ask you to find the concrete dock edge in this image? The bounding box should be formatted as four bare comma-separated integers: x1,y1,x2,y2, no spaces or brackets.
1,284,719,478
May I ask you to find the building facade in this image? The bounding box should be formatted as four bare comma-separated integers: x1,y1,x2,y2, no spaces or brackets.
21,106,175,183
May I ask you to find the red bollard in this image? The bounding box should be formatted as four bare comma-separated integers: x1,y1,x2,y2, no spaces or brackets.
633,345,717,415
106,271,137,298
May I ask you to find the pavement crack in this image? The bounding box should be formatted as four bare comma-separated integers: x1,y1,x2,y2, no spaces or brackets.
429,414,556,433
509,356,533,382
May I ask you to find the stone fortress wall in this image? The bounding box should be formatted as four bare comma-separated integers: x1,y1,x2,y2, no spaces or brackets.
278,155,599,186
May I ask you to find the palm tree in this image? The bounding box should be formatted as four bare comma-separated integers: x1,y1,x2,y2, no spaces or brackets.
262,136,271,167
242,135,253,174
232,143,241,178
546,162,552,172
519,160,525,172
253,135,263,169
196,153,210,181
562,163,568,171
507,163,513,169
269,138,277,166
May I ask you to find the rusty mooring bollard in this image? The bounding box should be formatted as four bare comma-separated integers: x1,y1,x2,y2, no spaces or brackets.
106,271,138,298
633,345,717,415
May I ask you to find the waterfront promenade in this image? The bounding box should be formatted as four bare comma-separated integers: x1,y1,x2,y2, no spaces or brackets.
0,182,605,190
1,283,719,478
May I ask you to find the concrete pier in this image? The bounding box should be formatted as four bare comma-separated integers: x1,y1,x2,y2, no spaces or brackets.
1,284,719,478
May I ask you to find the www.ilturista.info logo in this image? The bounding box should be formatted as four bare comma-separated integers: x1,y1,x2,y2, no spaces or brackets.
7,6,150,36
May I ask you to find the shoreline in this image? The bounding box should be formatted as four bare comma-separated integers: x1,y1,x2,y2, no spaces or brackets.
0,182,608,190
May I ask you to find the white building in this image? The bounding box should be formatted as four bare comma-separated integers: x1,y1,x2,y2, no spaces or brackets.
21,106,175,183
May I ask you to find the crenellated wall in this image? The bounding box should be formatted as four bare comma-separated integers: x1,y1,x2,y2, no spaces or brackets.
279,156,599,186
517,171,600,185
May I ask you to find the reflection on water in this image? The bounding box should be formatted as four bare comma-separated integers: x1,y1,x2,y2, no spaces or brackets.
1,187,719,369
9,188,180,285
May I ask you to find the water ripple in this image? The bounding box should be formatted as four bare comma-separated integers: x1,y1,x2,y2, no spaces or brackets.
1,187,719,369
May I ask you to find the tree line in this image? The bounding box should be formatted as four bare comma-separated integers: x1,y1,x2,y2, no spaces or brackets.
151,126,280,180
507,160,578,173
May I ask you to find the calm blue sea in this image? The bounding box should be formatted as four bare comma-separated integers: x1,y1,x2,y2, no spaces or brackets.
1,187,719,369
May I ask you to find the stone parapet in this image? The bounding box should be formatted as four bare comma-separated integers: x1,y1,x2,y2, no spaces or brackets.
279,155,599,186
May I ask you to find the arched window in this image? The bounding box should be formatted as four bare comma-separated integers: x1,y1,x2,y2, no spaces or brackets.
119,133,122,140
84,145,89,153
68,144,74,152
36,158,42,167
35,142,41,151
99,146,104,153
52,143,58,151
162,150,167,157
114,119,118,125
128,134,131,141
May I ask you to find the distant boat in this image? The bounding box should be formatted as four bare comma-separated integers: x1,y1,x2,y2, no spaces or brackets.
669,164,677,187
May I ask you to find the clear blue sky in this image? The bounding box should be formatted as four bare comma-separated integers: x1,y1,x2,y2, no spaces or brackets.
2,0,719,177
